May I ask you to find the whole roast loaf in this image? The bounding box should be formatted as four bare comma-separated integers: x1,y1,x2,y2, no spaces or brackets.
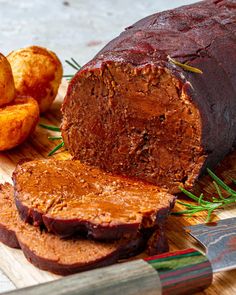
62,0,236,193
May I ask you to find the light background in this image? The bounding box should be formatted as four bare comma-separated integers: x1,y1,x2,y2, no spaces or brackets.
0,0,195,71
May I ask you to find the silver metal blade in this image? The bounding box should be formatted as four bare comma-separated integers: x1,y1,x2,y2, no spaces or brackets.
185,217,236,273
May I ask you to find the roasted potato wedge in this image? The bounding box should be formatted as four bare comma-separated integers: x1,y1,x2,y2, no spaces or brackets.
0,53,15,107
0,96,39,151
7,46,63,113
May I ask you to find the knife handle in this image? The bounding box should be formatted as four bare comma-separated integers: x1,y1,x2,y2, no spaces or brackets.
4,248,213,295
144,248,213,294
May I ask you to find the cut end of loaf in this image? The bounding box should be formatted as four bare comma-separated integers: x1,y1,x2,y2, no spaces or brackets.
62,61,204,192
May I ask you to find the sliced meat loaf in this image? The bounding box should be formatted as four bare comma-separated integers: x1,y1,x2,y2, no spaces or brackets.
0,183,148,275
0,184,20,248
61,0,236,193
13,159,175,239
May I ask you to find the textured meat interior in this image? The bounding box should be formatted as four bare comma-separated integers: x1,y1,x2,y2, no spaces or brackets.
13,159,175,239
62,63,203,192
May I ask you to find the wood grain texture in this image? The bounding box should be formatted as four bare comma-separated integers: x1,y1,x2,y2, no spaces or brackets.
0,80,235,294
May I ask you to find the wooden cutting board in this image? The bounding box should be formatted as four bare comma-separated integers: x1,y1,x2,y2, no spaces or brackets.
0,80,235,295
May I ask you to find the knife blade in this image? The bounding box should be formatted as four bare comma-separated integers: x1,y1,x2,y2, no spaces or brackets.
185,216,236,273
3,217,236,295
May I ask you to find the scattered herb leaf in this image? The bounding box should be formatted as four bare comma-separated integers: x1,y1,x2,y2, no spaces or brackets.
63,58,81,81
39,123,64,156
48,141,65,156
70,57,81,70
39,123,61,132
48,136,63,141
173,169,236,222
167,55,203,74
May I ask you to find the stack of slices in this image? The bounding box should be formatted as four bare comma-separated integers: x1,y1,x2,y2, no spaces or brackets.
0,159,175,275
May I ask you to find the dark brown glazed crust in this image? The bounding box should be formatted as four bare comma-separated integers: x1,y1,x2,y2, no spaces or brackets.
19,241,120,276
18,228,168,276
13,159,175,239
0,183,20,248
18,234,146,276
15,199,174,240
146,228,169,256
0,223,20,249
61,0,236,192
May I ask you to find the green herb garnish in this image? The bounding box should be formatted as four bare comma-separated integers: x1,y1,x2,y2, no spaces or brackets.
39,58,81,154
173,168,236,222
39,123,64,156
167,55,203,74
48,141,65,156
39,123,61,132
48,136,63,141
63,58,81,81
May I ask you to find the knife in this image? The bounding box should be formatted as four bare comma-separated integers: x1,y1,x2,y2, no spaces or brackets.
3,217,236,295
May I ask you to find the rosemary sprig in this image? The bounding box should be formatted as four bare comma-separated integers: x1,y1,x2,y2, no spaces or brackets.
48,142,65,156
48,136,63,141
173,169,236,222
40,58,81,153
63,58,81,81
39,123,64,156
39,123,60,132
167,55,203,74
65,58,81,71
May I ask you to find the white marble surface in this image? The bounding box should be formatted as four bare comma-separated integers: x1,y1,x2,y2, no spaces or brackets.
0,0,195,293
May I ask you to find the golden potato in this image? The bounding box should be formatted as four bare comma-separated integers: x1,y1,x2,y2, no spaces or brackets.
7,46,63,113
0,96,39,151
0,53,15,107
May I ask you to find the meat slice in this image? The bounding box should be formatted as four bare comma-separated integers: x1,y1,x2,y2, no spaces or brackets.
0,183,148,275
146,228,169,256
13,159,175,239
61,0,236,193
0,184,20,248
